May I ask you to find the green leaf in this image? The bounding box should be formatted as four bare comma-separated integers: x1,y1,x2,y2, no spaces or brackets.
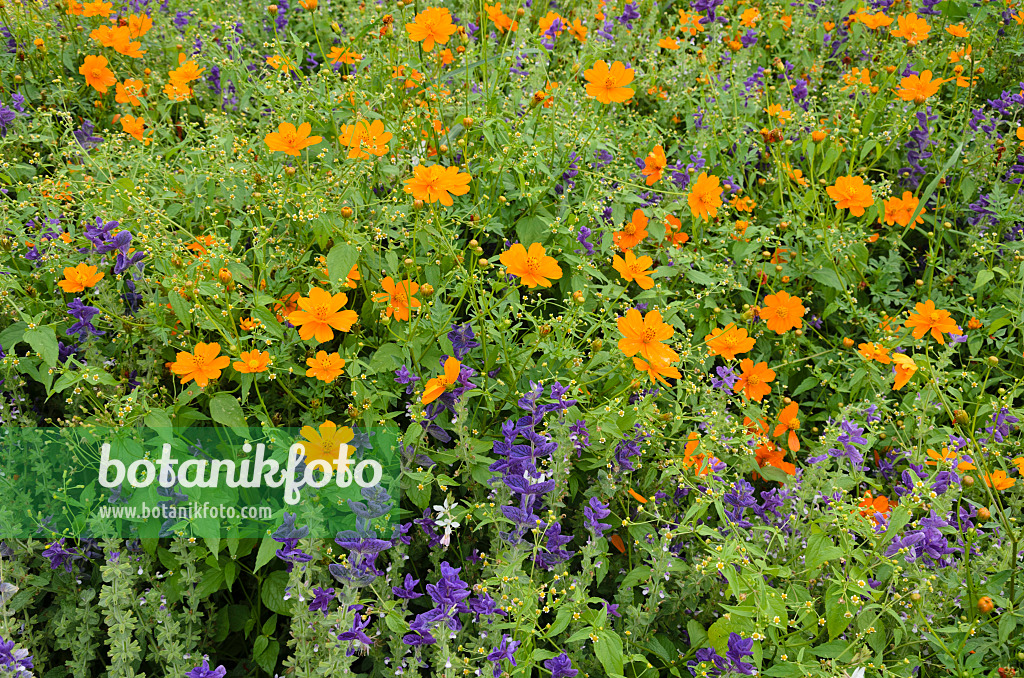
809,268,844,291
254,538,278,572
973,269,994,291
261,570,294,616
23,326,58,368
998,613,1017,643
686,269,716,286
210,393,247,435
595,630,624,677
0,322,27,351
326,242,359,288
805,533,843,573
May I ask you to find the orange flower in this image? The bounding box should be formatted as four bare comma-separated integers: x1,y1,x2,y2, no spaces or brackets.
82,0,113,17
617,308,679,367
239,317,261,332
233,350,271,374
170,342,231,388
880,191,924,227
892,353,917,390
688,172,723,220
404,164,472,206
265,122,322,156
265,54,296,73
163,80,192,102
568,18,587,41
641,145,667,186
58,263,104,293
612,249,654,290
760,290,805,334
905,299,958,344
826,175,874,216
967,317,983,330
339,119,392,159
371,277,422,320
773,401,801,452
499,243,563,288
80,55,116,93
658,37,680,49
115,79,145,106
858,11,892,29
405,7,457,51
613,209,649,251
632,356,681,386
328,47,363,64
946,23,969,37
169,54,206,84
890,13,930,45
858,342,891,364
983,470,1015,491
423,356,461,404
682,432,720,476
664,215,690,246
734,360,775,402
306,350,346,383
344,264,361,289
485,3,518,32
926,447,975,472
704,324,755,360
755,443,795,476
298,421,354,468
583,60,635,104
287,287,358,343
628,488,648,503
858,491,892,526
127,13,153,38
120,115,150,144
896,70,945,105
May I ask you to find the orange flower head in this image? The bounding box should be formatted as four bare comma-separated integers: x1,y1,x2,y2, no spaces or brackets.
617,308,679,367
734,359,775,402
306,350,346,383
170,342,231,388
632,356,681,386
892,353,917,390
80,54,116,93
371,277,422,320
120,115,149,144
983,470,1015,491
761,290,805,334
234,350,271,374
688,172,723,220
890,13,930,45
422,357,462,404
58,263,104,293
583,60,635,104
704,324,756,360
858,11,892,29
880,191,924,226
773,401,801,452
265,122,322,156
340,119,392,159
858,342,891,364
826,175,874,216
642,145,667,186
404,164,472,206
328,46,363,64
298,421,354,468
405,7,457,51
612,249,654,290
116,79,145,106
499,243,563,288
664,215,690,247
904,299,958,344
287,287,358,343
613,209,649,251
896,70,945,104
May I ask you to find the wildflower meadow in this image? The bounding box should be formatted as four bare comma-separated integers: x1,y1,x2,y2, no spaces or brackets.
2,0,1024,675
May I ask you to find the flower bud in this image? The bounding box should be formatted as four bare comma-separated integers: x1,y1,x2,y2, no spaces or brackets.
954,409,969,426
218,268,233,285
420,283,434,297
267,4,278,13
340,206,353,218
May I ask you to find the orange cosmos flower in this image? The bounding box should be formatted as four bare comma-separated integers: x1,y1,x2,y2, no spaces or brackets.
163,80,192,102
265,122,322,157
58,263,104,293
755,443,796,476
664,215,690,246
80,55,116,93
115,79,145,106
926,447,975,471
892,353,917,390
858,342,891,364
688,172,724,220
233,350,271,374
760,290,805,334
890,13,929,44
170,342,231,388
406,7,457,51
328,47,362,64
612,249,655,290
945,23,969,37
773,401,801,452
617,308,679,366
485,3,518,32
404,164,472,206
569,18,587,41
287,287,358,343
127,13,153,38
265,54,296,73
681,432,720,476
339,119,392,159
583,60,635,104
659,37,680,49
613,209,649,251
120,115,150,144
306,351,346,383
826,175,874,216
905,299,958,344
983,470,1015,491
642,145,667,186
298,421,354,467
896,70,946,104
423,356,462,404
705,324,755,360
880,191,925,226
858,491,892,526
632,356,681,386
499,242,563,288
82,0,113,17
734,360,775,402
858,11,892,29
169,54,205,84
372,277,422,320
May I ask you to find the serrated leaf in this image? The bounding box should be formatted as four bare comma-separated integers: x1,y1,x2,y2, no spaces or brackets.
23,326,58,368
326,242,359,289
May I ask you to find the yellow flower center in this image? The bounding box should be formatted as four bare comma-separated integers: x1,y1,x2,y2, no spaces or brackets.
623,223,636,235
603,76,619,90
747,374,762,386
526,255,542,271
774,306,789,318
929,311,942,322
248,358,260,369
641,328,658,343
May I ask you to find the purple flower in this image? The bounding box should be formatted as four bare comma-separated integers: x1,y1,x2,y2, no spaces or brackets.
42,538,76,572
0,104,16,138
617,1,640,28
186,659,226,678
448,323,480,360
487,635,521,677
0,636,33,677
309,587,335,615
545,653,577,678
74,120,103,150
337,611,374,655
425,561,470,609
726,633,756,675
66,299,105,340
